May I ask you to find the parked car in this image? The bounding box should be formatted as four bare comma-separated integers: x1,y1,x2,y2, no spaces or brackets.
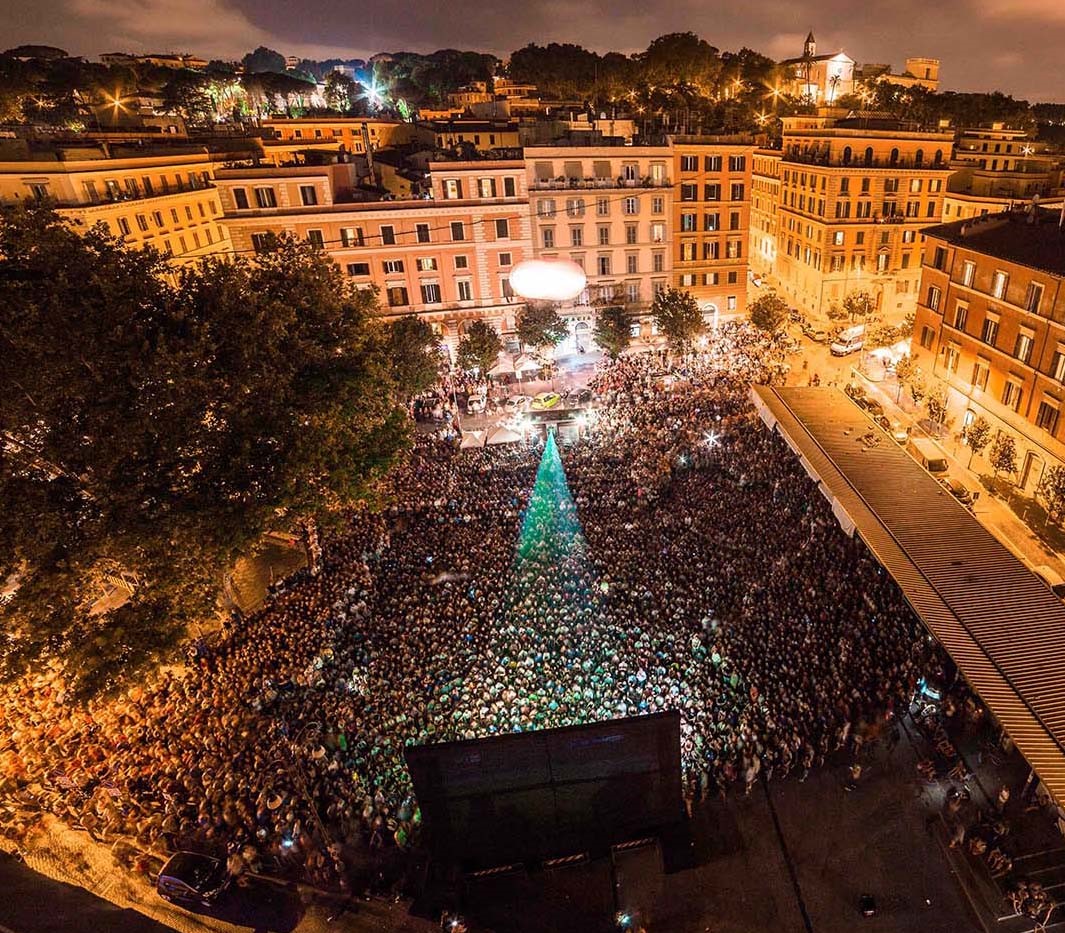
887,420,910,444
466,394,487,415
157,852,229,909
844,382,868,403
863,398,885,420
801,321,831,343
530,391,562,411
564,387,593,404
939,475,977,508
505,395,530,413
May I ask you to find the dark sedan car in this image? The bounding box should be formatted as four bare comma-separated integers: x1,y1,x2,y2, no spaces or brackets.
157,852,229,908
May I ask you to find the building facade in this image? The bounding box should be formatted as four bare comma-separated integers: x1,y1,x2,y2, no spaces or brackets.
944,125,1063,222
750,148,782,281
214,159,532,353
780,33,856,104
772,115,954,319
262,118,434,154
0,143,232,262
524,146,674,340
672,137,755,319
911,210,1065,492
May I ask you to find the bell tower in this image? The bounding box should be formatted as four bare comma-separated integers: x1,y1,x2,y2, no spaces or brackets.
804,31,816,58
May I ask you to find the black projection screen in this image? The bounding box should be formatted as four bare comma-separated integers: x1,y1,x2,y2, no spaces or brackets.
405,711,683,870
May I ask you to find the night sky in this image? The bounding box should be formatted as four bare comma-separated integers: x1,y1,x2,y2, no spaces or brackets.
4,0,1063,101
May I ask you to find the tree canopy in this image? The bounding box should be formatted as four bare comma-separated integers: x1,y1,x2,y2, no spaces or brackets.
456,320,503,374
748,290,789,333
0,207,419,693
516,303,569,350
593,305,634,359
652,288,705,352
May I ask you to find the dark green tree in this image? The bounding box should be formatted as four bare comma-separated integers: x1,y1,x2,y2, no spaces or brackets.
160,71,214,124
0,207,414,693
516,303,568,350
593,305,634,359
748,290,789,332
652,287,704,352
963,416,992,468
380,315,440,396
1037,466,1065,525
989,433,1018,481
843,289,877,322
241,46,287,74
324,71,356,111
456,320,503,374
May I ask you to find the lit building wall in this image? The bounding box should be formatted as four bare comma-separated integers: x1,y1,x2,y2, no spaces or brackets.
750,148,782,280
772,118,954,319
0,150,232,262
672,138,755,318
911,215,1065,492
216,160,532,350
524,147,673,320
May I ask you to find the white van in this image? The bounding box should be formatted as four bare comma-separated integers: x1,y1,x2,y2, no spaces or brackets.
909,436,949,474
830,324,865,357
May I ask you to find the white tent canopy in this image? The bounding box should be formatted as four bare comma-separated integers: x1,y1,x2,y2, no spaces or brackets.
487,355,515,377
512,354,542,374
486,425,524,445
459,430,487,449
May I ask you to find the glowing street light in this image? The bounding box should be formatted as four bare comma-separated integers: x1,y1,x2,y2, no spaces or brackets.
509,258,587,302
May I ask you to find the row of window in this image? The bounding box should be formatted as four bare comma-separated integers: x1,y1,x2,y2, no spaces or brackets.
677,272,740,287
679,240,743,261
247,217,514,251
784,216,917,247
786,190,938,219
784,173,943,195
679,183,746,203
113,199,218,237
679,211,742,232
441,176,519,200
678,154,747,173
929,251,1046,314
925,332,1062,432
535,195,667,218
540,222,667,248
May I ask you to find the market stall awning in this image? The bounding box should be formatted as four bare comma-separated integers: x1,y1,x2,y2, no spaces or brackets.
753,384,1065,807
486,425,524,446
459,430,487,449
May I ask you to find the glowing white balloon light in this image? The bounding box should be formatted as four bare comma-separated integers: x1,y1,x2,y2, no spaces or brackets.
508,258,587,302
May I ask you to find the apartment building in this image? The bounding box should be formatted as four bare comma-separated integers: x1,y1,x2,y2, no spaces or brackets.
944,125,1063,222
431,120,521,153
773,114,954,319
262,118,434,154
524,146,673,338
672,137,755,319
911,209,1065,491
215,159,531,351
750,148,782,280
0,141,231,262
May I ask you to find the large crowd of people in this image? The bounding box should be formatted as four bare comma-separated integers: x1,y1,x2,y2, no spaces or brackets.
1,322,933,892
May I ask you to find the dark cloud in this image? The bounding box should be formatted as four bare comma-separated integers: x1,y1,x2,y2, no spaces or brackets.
4,0,1063,100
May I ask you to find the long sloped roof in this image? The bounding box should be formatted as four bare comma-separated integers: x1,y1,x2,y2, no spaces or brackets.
752,385,1065,803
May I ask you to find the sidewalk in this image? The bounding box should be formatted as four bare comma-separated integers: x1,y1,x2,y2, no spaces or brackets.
852,367,1065,577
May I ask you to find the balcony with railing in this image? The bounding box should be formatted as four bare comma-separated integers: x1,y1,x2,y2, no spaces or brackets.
781,152,950,171
530,176,672,190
